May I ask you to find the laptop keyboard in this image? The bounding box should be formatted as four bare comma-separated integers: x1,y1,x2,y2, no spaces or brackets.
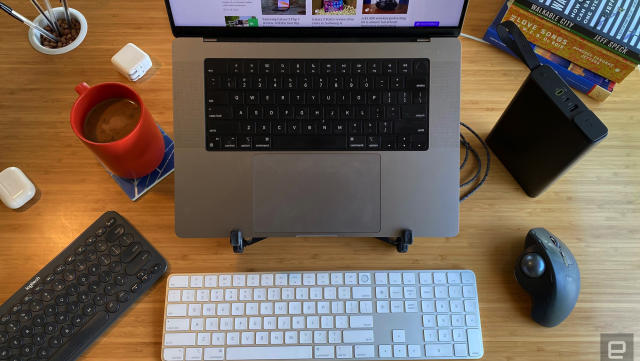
204,59,429,151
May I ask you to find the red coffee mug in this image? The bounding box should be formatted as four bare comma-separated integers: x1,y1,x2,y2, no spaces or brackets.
71,82,164,179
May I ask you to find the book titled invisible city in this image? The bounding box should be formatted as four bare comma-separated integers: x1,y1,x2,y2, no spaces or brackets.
515,0,640,64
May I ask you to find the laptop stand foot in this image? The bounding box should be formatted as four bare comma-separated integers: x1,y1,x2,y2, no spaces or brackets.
230,230,266,254
377,229,413,253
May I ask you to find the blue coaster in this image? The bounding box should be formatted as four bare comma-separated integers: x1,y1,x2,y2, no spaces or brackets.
107,126,175,201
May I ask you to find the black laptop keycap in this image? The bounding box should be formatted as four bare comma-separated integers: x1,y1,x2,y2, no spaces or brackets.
205,58,430,151
0,211,167,361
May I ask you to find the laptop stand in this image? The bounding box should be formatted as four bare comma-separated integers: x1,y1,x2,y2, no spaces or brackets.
229,230,413,254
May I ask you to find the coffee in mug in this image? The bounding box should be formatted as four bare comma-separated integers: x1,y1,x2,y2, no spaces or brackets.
83,98,141,143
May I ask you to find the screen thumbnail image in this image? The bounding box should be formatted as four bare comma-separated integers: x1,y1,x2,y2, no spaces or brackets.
261,0,307,15
312,0,357,15
362,0,409,14
225,16,260,27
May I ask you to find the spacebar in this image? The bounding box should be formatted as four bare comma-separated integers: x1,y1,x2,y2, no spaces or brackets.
226,346,313,360
272,136,346,150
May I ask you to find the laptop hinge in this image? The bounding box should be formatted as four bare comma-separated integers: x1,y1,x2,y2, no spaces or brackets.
203,37,430,43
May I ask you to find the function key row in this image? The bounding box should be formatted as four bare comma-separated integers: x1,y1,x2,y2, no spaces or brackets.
205,59,429,76
168,272,476,289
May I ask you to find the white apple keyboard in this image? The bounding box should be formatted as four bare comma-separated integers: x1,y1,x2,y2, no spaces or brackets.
161,270,484,360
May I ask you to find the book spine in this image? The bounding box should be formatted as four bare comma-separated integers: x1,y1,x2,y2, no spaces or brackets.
504,3,637,82
513,0,640,64
483,24,614,101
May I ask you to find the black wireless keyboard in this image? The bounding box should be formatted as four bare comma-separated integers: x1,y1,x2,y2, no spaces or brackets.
204,58,430,151
0,211,168,361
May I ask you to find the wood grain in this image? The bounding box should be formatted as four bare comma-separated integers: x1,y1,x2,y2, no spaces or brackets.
1,0,639,360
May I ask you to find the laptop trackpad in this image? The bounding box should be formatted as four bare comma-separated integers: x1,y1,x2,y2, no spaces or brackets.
253,154,381,234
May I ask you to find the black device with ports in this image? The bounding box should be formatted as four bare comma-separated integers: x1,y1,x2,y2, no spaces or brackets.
486,21,608,197
376,0,399,11
0,211,167,361
515,228,580,327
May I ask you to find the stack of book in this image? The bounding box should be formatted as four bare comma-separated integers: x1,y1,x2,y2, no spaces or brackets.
484,0,640,101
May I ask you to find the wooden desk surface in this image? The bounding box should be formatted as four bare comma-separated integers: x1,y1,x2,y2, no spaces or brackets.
1,0,639,360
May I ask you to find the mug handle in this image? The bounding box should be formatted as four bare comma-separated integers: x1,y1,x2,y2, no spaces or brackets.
75,82,90,95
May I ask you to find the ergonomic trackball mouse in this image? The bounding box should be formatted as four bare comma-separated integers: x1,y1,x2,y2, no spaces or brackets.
515,228,580,327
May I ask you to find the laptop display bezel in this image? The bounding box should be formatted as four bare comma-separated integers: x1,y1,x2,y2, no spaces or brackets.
164,0,469,38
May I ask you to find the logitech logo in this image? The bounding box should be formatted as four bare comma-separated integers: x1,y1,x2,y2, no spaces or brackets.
24,276,40,290
601,334,634,361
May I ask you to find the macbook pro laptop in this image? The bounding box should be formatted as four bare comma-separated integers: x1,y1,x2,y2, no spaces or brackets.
165,0,468,241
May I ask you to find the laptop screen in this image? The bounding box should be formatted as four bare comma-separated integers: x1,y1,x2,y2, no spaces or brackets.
167,0,466,30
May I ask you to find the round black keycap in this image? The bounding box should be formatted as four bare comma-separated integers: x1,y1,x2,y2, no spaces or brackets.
95,241,107,252
44,322,57,335
64,254,75,265
60,324,74,337
66,301,79,314
82,304,95,316
55,295,68,306
130,282,140,293
10,304,21,314
72,314,84,327
136,270,146,280
44,305,56,317
88,264,100,276
37,348,49,358
33,333,45,346
52,280,65,292
110,262,123,273
6,321,19,333
18,311,31,322
20,326,33,338
77,273,89,286
109,245,121,256
55,312,69,324
48,336,62,348
86,250,98,262
119,233,134,247
54,264,65,274
67,283,80,296
63,270,76,282
41,290,53,302
85,236,97,246
33,283,45,293
0,332,7,344
117,290,130,303
93,294,105,306
99,271,112,283
114,275,125,286
88,280,100,293
104,284,116,296
105,301,119,313
151,263,162,274
107,225,125,242
0,314,9,324
106,217,116,227
20,344,33,356
78,292,90,303
98,254,111,267
44,273,56,283
30,300,43,313
22,294,33,304
32,314,46,327
74,261,87,272
96,227,107,236
9,336,21,348
75,245,86,255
